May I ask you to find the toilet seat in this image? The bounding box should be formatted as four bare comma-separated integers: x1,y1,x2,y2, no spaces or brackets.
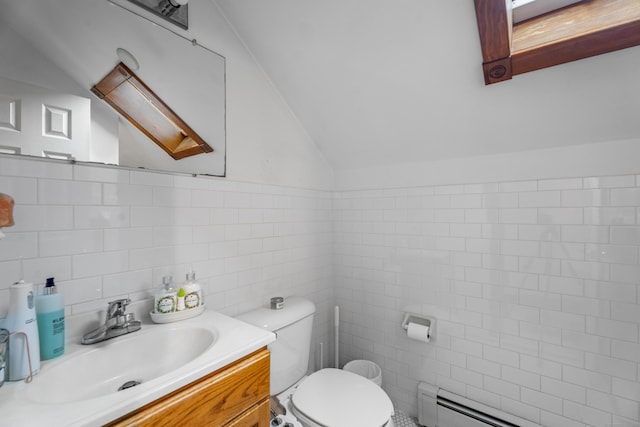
290,368,393,427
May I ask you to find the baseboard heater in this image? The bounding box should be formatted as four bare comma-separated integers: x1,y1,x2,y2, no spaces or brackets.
418,383,540,427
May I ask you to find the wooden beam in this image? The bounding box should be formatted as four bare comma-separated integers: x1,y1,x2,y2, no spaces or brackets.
474,0,640,84
473,0,513,84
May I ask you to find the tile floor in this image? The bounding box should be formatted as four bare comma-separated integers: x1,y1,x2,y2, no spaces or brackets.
392,410,419,427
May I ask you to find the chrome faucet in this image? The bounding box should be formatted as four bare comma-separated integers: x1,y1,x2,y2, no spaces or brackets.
81,299,142,345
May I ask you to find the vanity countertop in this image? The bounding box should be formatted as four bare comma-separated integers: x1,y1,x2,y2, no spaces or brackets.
0,308,275,427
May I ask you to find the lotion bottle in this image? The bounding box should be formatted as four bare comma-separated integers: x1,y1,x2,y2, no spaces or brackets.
35,277,65,360
154,276,177,314
3,280,40,381
183,271,202,309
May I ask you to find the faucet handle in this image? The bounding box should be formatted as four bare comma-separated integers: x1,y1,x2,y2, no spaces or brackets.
107,298,131,318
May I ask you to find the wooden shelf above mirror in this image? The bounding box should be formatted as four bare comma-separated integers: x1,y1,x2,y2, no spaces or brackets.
91,62,213,160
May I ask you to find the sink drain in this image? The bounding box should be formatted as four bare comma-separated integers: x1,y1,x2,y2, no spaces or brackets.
118,380,142,391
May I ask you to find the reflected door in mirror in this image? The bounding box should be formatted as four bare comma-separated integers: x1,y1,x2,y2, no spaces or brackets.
0,77,90,160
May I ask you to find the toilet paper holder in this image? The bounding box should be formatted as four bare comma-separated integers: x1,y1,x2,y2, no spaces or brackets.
401,313,432,337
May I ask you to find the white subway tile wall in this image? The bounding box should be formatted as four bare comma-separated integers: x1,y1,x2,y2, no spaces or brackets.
0,157,334,371
335,175,640,427
4,155,640,427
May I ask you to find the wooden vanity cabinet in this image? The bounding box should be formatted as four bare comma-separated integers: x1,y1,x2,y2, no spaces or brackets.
106,347,271,427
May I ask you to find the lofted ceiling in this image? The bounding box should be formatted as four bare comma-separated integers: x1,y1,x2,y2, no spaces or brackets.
215,0,640,171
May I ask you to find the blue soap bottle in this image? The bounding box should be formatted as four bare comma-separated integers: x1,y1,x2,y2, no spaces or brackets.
35,277,65,360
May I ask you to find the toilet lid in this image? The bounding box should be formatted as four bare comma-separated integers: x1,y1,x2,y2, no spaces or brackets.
291,368,393,427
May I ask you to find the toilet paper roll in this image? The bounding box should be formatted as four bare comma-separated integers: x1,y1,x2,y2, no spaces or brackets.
407,322,431,343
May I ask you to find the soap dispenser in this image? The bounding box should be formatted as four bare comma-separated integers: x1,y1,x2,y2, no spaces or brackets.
3,280,40,381
154,276,177,314
183,271,202,310
35,277,65,360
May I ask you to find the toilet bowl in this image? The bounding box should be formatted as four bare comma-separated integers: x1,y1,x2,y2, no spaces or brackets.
287,369,394,427
237,297,395,427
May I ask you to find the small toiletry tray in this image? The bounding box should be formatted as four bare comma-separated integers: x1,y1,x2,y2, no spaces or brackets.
150,304,205,324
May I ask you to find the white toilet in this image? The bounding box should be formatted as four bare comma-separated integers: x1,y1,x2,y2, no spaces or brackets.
237,297,395,427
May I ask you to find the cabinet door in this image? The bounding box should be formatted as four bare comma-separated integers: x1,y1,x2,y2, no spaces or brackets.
106,348,270,427
225,399,270,427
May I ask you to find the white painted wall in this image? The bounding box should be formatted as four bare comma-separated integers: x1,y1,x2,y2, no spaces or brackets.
205,1,334,188
335,138,640,190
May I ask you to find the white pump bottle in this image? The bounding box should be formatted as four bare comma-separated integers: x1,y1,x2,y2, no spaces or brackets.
3,280,41,381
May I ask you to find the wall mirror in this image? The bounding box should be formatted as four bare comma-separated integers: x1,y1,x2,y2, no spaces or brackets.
0,0,226,176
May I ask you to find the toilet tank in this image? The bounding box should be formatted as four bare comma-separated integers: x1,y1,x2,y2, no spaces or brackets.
237,297,315,395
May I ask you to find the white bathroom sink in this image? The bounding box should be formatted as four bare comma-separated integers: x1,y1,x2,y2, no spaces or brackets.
27,326,215,404
0,308,276,427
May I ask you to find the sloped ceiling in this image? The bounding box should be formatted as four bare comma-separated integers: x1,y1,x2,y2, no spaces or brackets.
215,0,640,171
